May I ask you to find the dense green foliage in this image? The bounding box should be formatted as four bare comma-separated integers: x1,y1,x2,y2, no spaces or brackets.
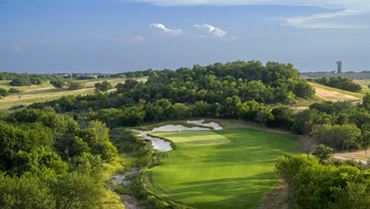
277,155,370,209
0,88,9,97
292,101,370,151
0,109,119,209
29,61,370,152
0,87,21,98
50,78,65,89
95,81,113,92
30,61,314,126
67,81,85,90
314,76,362,92
9,76,43,86
8,88,21,94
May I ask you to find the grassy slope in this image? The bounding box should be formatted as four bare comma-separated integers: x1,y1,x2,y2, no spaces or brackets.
308,82,363,101
145,128,298,209
354,79,370,91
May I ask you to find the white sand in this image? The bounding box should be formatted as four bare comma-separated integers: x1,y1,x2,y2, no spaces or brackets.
132,120,223,152
187,119,223,130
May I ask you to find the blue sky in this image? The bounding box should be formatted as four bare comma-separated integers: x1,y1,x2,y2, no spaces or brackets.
1,0,370,73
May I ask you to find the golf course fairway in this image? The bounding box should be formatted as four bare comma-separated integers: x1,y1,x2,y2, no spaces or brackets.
144,128,299,209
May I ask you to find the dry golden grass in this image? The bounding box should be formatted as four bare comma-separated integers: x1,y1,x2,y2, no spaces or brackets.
0,77,148,111
354,79,370,91
309,82,363,102
333,150,370,162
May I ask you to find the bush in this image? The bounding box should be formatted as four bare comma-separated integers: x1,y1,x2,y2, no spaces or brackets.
312,124,362,151
0,88,9,97
68,81,85,90
50,79,65,89
8,88,21,94
312,144,334,161
9,77,32,86
95,81,113,92
276,155,370,209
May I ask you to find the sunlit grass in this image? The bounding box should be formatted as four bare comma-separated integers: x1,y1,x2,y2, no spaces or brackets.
145,128,299,209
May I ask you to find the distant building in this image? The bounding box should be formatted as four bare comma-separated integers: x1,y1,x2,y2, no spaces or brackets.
337,61,343,74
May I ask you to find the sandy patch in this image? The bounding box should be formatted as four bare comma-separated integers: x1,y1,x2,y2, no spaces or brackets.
333,150,369,165
152,124,210,132
187,119,223,130
133,120,223,152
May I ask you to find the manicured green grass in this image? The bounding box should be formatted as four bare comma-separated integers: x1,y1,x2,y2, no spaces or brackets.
145,128,299,209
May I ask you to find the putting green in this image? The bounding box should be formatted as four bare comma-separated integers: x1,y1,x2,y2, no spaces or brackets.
145,128,298,209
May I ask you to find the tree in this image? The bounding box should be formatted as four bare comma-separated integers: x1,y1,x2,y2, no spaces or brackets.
268,106,295,129
0,88,9,97
220,96,241,118
292,109,332,135
67,81,85,90
276,155,370,209
293,79,315,99
312,124,362,151
363,93,370,110
362,131,370,156
171,103,190,119
312,144,334,161
53,172,105,209
50,79,65,89
8,88,21,94
0,173,56,209
9,77,32,86
95,81,113,92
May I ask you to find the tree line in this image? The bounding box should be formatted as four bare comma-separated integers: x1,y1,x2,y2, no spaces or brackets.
311,76,362,92
30,61,370,152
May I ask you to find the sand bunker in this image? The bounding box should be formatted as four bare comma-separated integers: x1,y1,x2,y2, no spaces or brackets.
152,124,210,132
187,119,223,130
132,120,223,152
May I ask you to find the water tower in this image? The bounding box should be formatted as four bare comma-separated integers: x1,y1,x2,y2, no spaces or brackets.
336,61,343,74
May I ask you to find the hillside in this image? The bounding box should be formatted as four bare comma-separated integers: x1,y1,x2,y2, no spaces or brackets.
309,82,363,102
0,77,147,111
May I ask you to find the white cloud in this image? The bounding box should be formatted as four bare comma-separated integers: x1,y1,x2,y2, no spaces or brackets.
150,23,183,35
135,1,370,29
194,23,227,37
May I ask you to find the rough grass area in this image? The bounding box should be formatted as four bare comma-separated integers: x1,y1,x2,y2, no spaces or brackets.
0,77,147,111
309,82,363,102
354,79,370,91
144,128,299,209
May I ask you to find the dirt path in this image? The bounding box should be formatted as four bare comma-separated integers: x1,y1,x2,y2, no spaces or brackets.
333,150,369,165
111,167,142,209
120,195,142,209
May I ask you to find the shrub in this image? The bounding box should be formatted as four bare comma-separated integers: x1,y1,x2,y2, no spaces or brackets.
8,88,21,94
0,88,9,97
68,81,85,90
